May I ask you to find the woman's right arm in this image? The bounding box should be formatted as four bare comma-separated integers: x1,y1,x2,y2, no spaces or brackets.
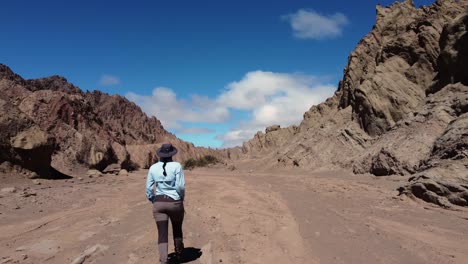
175,164,185,200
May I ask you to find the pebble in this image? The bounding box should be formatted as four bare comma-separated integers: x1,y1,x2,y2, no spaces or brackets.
15,246,27,252
32,180,41,185
27,172,39,179
0,256,13,264
1,187,17,193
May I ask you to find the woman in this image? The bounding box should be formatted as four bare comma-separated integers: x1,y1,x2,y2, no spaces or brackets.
146,143,185,264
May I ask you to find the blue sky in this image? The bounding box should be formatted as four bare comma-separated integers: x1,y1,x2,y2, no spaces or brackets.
2,0,435,147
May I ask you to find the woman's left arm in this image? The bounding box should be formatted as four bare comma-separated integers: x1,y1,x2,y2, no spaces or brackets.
145,169,156,202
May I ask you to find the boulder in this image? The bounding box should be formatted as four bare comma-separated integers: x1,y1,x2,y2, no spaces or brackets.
0,98,55,177
86,169,102,178
103,164,120,175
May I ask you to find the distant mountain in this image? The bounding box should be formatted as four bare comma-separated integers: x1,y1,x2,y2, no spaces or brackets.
226,0,468,207
0,64,218,177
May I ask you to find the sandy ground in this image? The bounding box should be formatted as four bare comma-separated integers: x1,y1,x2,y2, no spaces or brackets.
0,167,467,264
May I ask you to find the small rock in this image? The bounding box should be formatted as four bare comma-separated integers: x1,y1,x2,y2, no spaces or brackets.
103,164,120,175
78,177,84,181
32,180,41,185
0,256,13,264
1,187,17,193
20,191,37,197
15,246,27,252
118,169,128,176
0,161,13,173
86,169,102,178
27,172,40,179
70,244,109,264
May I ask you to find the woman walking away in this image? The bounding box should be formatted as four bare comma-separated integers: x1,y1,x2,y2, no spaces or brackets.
146,143,185,264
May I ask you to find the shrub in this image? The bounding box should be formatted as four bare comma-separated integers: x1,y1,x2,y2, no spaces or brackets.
183,155,219,170
183,158,197,170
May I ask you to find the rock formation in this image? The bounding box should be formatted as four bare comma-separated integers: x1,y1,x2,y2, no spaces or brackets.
228,0,468,207
0,65,217,177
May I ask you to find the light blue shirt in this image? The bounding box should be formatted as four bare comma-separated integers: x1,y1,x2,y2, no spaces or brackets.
146,161,185,201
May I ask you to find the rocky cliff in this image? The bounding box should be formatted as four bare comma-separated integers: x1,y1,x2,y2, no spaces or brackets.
0,65,217,178
229,0,468,207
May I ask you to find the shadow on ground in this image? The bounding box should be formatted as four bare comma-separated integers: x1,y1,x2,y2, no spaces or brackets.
168,247,203,263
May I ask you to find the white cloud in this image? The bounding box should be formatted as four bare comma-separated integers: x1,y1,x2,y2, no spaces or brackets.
217,128,260,148
99,74,120,86
282,9,348,39
126,87,229,131
216,71,336,147
178,127,214,134
126,71,336,147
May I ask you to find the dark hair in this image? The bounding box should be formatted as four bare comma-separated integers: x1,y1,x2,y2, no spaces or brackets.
161,157,173,176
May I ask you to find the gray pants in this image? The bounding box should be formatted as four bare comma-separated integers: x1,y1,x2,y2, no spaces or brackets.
152,196,184,264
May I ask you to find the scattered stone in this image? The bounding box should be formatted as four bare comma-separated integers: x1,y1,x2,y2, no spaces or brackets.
27,172,40,179
86,169,102,178
103,164,120,175
0,256,13,264
70,244,109,264
78,177,84,181
0,161,13,173
118,169,128,176
15,246,27,252
20,190,37,198
32,179,41,185
1,187,17,194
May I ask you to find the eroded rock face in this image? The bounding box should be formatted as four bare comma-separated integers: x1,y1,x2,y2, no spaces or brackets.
399,164,468,208
434,13,468,91
0,98,55,177
338,0,466,136
0,64,219,177
230,1,468,207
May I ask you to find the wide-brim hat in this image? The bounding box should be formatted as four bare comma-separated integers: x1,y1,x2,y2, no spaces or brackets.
157,143,178,158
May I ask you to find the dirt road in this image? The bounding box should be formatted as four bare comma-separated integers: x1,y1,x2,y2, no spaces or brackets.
1,168,467,263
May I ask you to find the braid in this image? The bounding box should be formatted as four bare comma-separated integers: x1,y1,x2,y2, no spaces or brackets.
160,157,173,177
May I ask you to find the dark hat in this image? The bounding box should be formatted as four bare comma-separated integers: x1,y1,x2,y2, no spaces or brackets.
157,143,178,158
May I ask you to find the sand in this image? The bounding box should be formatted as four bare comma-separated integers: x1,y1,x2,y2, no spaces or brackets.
1,168,467,264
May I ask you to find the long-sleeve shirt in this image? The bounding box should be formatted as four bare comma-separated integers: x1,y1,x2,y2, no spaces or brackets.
146,161,185,201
